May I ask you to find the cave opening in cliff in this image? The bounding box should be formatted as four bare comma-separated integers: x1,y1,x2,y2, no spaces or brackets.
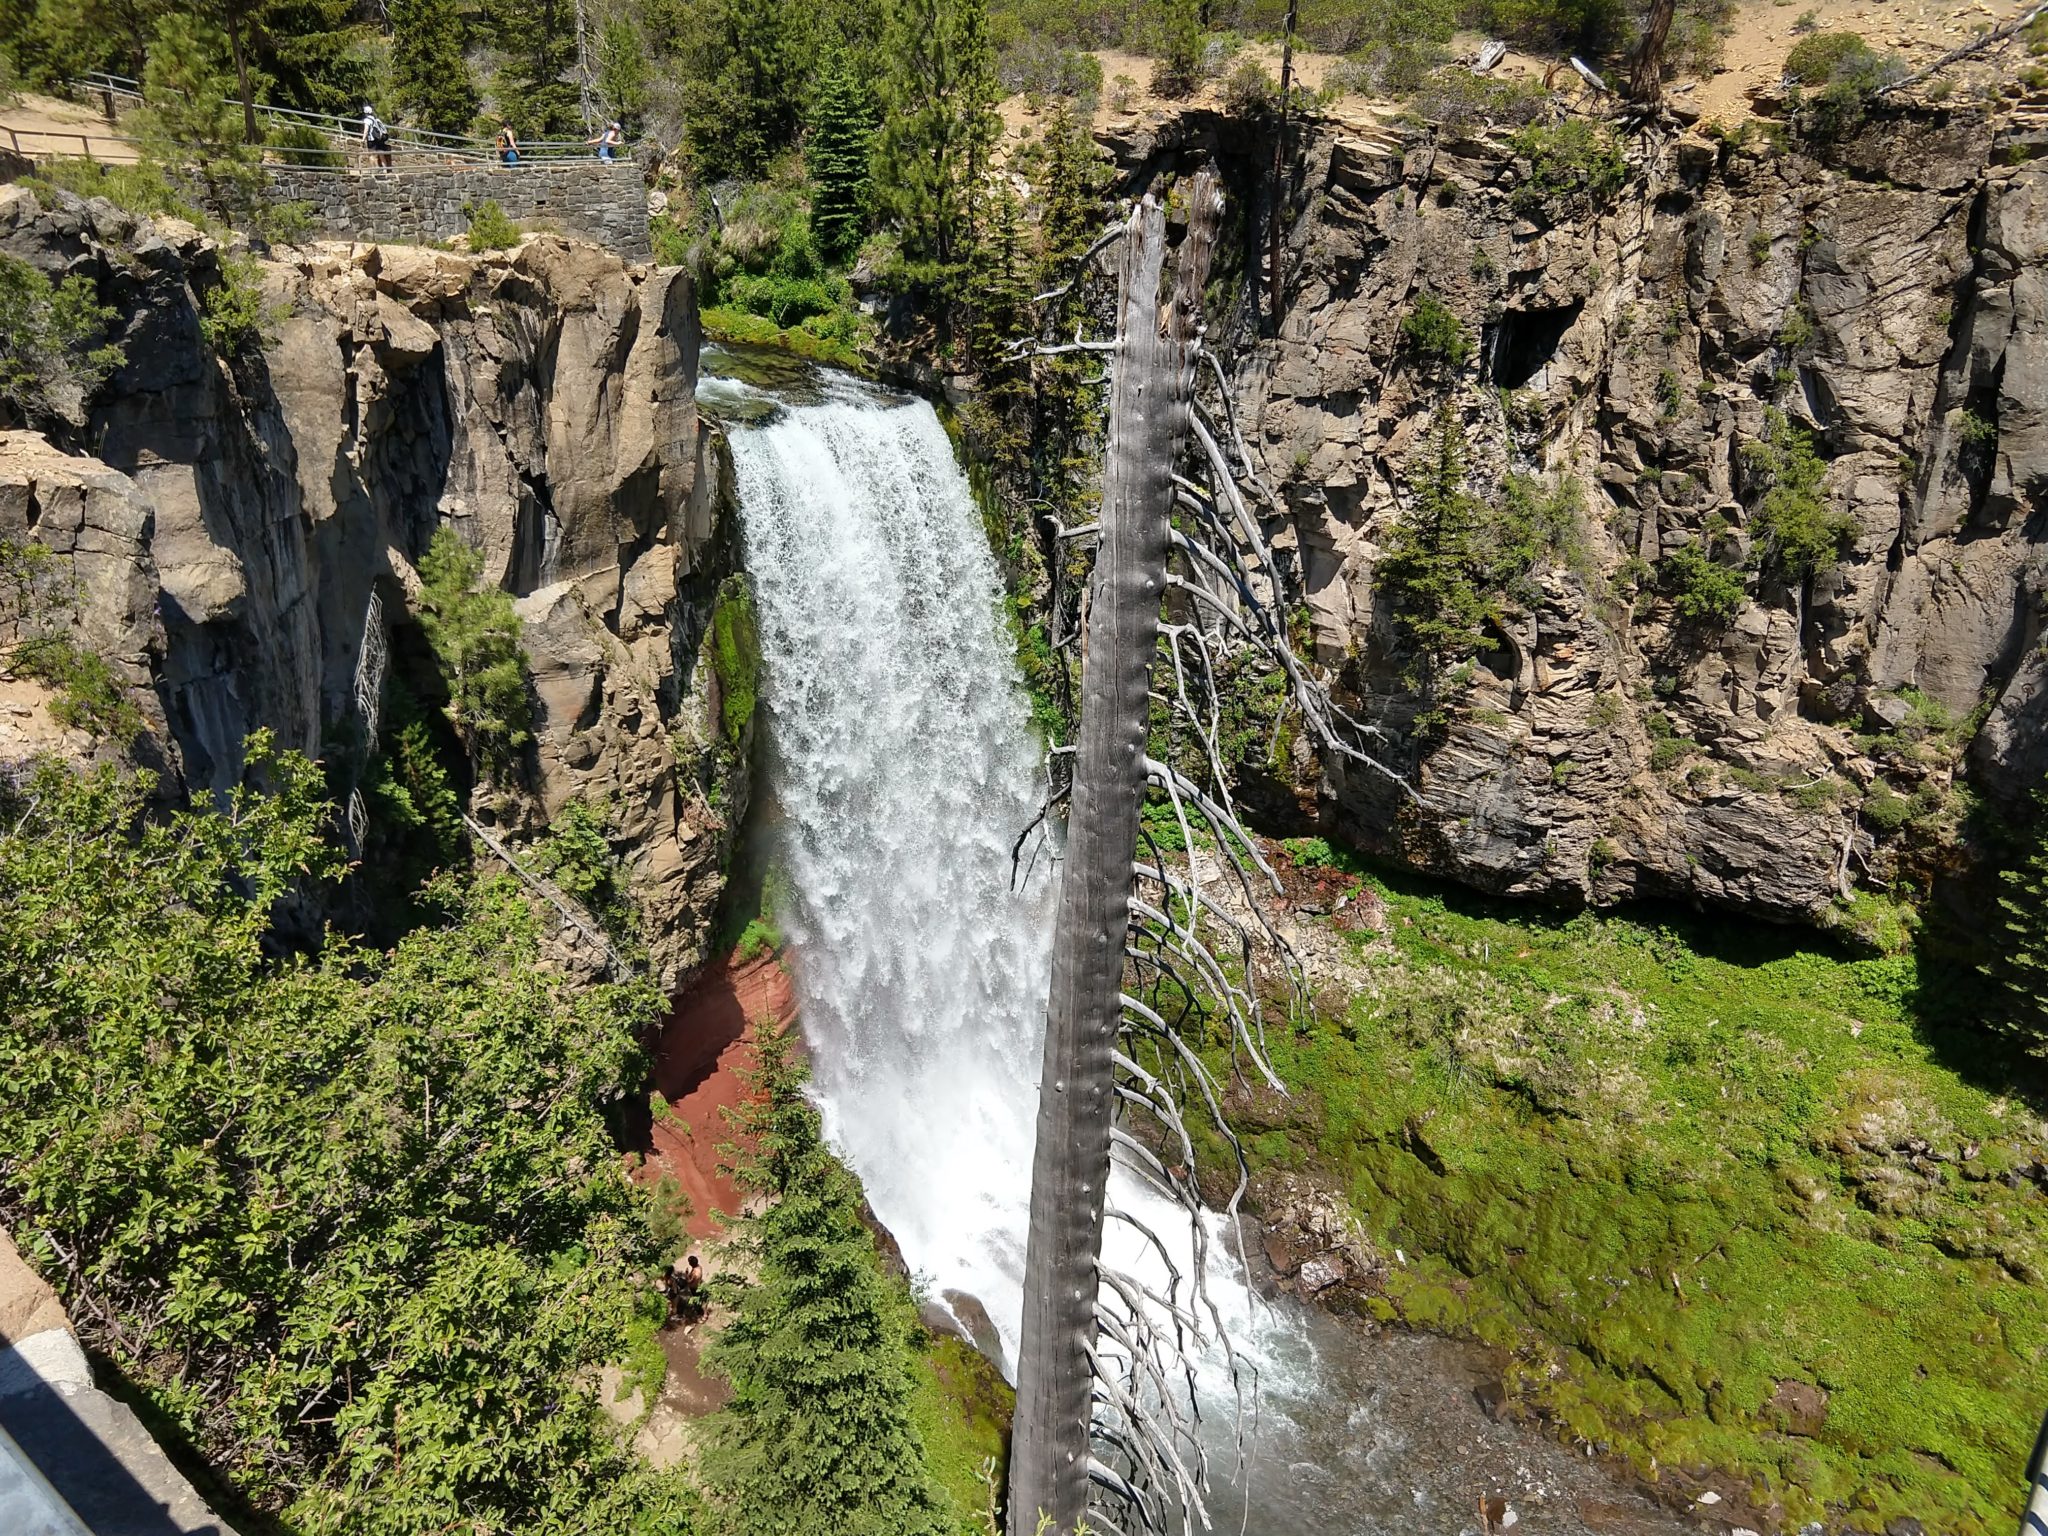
1490,302,1584,390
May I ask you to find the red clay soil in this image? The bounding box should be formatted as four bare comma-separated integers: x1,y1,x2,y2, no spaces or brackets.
635,948,797,1238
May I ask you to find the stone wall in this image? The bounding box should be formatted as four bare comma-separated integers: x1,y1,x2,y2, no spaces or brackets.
267,160,650,261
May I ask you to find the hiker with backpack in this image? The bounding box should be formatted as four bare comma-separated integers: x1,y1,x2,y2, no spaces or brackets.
361,104,393,169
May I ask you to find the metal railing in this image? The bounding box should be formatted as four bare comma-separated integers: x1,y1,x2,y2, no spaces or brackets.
64,72,644,164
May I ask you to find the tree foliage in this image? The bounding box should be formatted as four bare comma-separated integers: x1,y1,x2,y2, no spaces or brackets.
0,254,122,430
489,0,583,136
1742,407,1852,582
391,0,480,134
808,51,875,261
701,1028,954,1536
416,527,532,776
872,0,1001,284
134,12,264,215
1378,405,1559,668
0,746,692,1534
1989,779,2048,1045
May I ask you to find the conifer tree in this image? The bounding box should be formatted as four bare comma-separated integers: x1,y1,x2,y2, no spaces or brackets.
488,0,581,136
134,13,263,215
807,52,873,263
1990,781,2048,1043
596,14,649,131
680,0,804,178
1377,403,1493,667
871,0,999,290
391,0,479,134
701,1028,953,1536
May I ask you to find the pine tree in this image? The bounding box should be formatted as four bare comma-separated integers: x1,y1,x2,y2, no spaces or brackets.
1990,782,2048,1043
1150,0,1203,97
488,0,582,137
807,52,873,263
1377,404,1493,667
391,0,479,134
596,14,649,131
416,528,531,779
1024,106,1110,530
701,1029,953,1536
871,0,999,288
680,0,804,179
133,13,263,215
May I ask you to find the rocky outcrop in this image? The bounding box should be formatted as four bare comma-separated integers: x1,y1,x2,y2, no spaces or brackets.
0,184,741,985
1127,108,2048,927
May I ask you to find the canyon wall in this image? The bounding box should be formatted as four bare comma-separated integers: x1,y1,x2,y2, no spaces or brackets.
0,184,740,985
1119,107,2047,929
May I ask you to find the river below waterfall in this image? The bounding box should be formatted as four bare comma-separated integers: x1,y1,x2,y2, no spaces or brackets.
703,345,1700,1536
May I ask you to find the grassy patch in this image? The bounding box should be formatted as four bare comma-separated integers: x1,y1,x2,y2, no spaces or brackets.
701,305,869,374
910,1332,1011,1534
1225,852,2045,1533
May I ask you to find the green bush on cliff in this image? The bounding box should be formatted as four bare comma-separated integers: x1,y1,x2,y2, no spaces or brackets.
0,743,694,1534
702,1027,958,1536
417,526,532,776
710,574,760,749
0,253,123,429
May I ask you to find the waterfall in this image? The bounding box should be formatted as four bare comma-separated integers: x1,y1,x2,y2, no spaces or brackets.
722,363,1320,1531
727,375,1054,1364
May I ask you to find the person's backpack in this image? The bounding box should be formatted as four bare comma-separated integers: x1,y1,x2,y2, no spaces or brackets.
366,113,390,148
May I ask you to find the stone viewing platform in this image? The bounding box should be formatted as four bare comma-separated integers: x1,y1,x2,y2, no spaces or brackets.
267,159,651,261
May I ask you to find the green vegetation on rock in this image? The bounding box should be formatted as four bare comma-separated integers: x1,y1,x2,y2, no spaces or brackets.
1219,840,2044,1535
703,1027,969,1536
416,527,532,777
0,746,694,1535
0,253,122,430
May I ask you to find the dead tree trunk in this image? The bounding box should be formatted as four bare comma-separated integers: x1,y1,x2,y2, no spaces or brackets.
1008,173,1222,1536
1628,0,1677,102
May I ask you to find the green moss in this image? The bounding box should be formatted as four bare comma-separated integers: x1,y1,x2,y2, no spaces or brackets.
701,304,869,374
710,575,759,750
1222,855,2046,1534
909,1333,1012,1534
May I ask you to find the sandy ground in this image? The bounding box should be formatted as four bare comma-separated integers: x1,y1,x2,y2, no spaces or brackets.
992,0,2042,158
0,91,140,164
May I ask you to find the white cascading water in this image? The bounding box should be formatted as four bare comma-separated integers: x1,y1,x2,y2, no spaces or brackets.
726,374,1055,1363
722,363,1322,1528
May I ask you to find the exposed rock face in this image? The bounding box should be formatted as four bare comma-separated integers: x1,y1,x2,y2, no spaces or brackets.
0,185,740,985
1127,111,2048,926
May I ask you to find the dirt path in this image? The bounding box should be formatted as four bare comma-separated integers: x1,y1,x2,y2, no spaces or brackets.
0,91,140,164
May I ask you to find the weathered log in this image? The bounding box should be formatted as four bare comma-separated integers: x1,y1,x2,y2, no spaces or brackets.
1008,170,1223,1536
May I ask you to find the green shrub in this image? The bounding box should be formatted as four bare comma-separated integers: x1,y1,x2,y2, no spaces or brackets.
1509,119,1627,215
1401,290,1473,369
268,121,344,168
416,527,531,774
1222,56,1279,116
1659,539,1747,627
1412,68,1548,129
0,750,691,1533
1784,31,1904,137
1742,408,1853,581
1959,408,1998,447
1862,780,1911,832
0,253,122,429
198,250,277,358
531,798,636,939
1785,31,1871,83
1778,297,1819,354
22,156,200,223
465,198,522,251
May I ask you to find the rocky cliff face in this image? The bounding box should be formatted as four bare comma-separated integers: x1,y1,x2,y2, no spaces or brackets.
0,185,742,986
1126,108,2047,929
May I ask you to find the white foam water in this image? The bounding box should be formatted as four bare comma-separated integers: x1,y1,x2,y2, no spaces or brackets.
724,366,1321,1526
